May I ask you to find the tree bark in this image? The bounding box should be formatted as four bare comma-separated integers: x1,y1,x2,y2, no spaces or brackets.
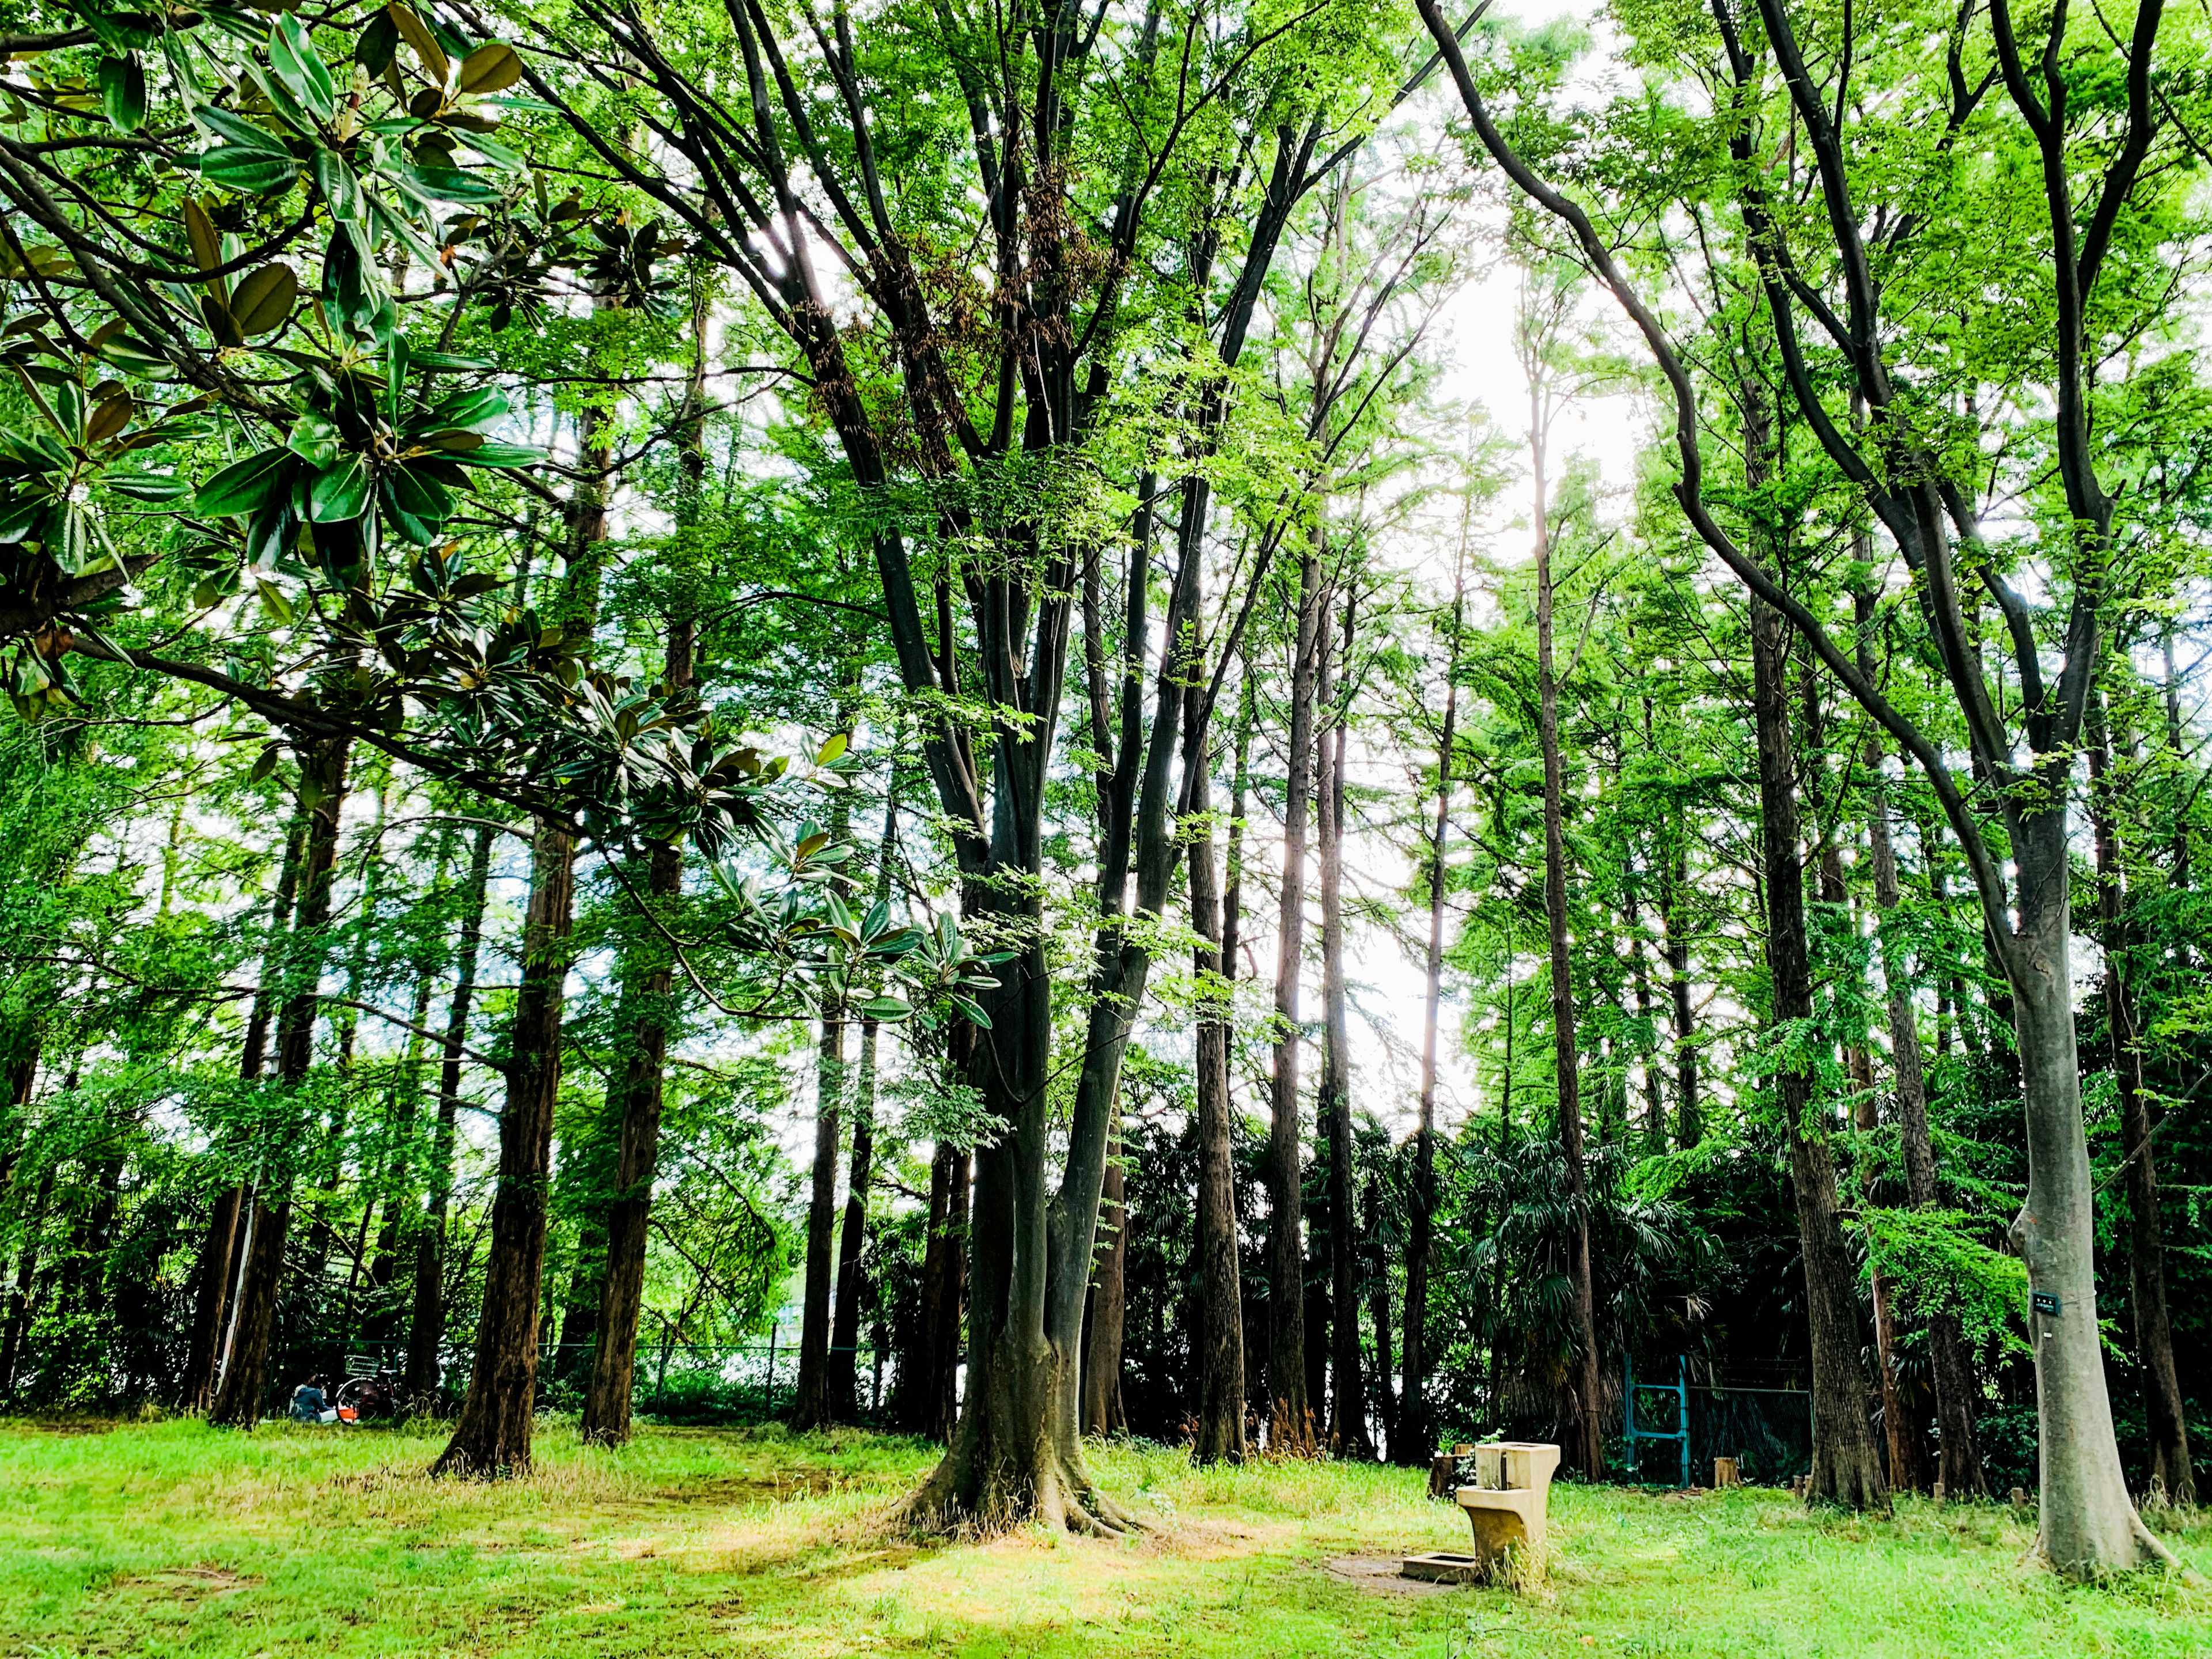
1188,669,1248,1464
181,812,305,1412
1264,525,1323,1457
791,1006,846,1432
2086,693,2193,1505
1080,1118,1128,1436
1748,594,1887,1513
1318,590,1369,1457
431,816,577,1474
209,736,350,1429
1532,407,1604,1483
908,1135,970,1442
404,823,494,1410
1398,553,1462,1466
1854,592,1986,1498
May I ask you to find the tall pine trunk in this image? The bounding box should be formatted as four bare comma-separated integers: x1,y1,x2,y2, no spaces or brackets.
210,736,350,1429
404,824,494,1409
1317,592,1368,1457
2086,693,2193,1505
1264,526,1323,1456
181,812,305,1411
1532,408,1604,1482
1398,552,1462,1465
1748,594,1887,1512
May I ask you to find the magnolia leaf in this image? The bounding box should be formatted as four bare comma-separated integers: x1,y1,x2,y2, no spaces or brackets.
308,454,370,522
193,446,293,516
267,16,338,124
199,147,301,195
456,42,522,94
232,262,299,336
86,394,131,445
99,54,147,133
182,197,223,274
387,3,450,89
816,730,849,765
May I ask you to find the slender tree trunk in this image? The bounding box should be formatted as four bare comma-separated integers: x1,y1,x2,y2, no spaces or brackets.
1362,1171,1393,1455
792,1004,846,1432
1189,672,1249,1464
405,824,494,1409
210,737,350,1429
1318,592,1369,1458
181,813,305,1411
911,1135,970,1443
2086,695,2193,1506
1749,594,1888,1512
1855,591,1985,1497
0,1165,53,1395
1532,414,1604,1482
1081,1118,1128,1435
1265,525,1323,1456
1399,555,1461,1466
1661,841,1699,1149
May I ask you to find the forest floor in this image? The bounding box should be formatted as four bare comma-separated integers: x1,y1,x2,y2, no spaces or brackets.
1,1416,2207,1658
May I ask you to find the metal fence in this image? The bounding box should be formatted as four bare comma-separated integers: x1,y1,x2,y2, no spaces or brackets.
1625,1355,1814,1487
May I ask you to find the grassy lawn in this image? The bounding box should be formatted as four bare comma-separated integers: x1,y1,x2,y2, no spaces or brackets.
1,1418,2206,1657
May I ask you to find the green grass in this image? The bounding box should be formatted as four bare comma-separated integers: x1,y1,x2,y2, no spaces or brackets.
1,1416,2206,1657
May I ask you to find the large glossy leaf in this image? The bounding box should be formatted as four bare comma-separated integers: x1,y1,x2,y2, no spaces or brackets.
99,54,146,133
194,446,294,517
309,454,370,523
200,147,301,196
312,147,362,223
445,440,544,467
396,161,505,206
384,463,453,523
387,3,450,89
286,410,341,467
456,43,522,94
268,16,338,124
104,470,192,502
194,107,289,156
232,263,299,336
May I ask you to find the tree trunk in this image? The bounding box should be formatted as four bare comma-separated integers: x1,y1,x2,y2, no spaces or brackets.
1188,671,1248,1464
210,735,350,1430
1855,591,1986,1498
791,1006,846,1433
909,1135,970,1443
2086,695,2194,1506
431,817,577,1475
0,1165,53,1395
1264,525,1323,1457
1748,594,1888,1512
1081,1118,1127,1436
1532,414,1604,1483
1362,1171,1393,1455
404,823,494,1410
578,622,695,1446
1317,591,1369,1458
1661,840,1699,1149
1399,555,1461,1467
181,812,306,1412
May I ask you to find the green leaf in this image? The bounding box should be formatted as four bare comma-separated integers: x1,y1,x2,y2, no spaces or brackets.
199,147,301,196
312,147,363,224
193,446,293,517
104,470,192,502
231,262,298,336
194,107,290,157
948,994,991,1028
99,55,147,133
444,440,544,467
308,454,370,522
456,43,523,94
816,731,849,764
387,3,450,90
286,410,340,467
856,995,912,1021
267,16,338,124
248,740,281,782
397,161,505,206
384,463,453,523
355,10,399,73
419,383,508,431
254,577,294,624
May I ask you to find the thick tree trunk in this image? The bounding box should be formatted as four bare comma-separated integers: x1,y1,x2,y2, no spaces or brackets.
1188,675,1248,1464
1532,427,1604,1482
210,736,350,1430
404,823,494,1410
2086,698,2194,1506
1748,596,1887,1512
431,817,577,1475
1855,593,1985,1497
2006,802,2170,1567
1081,1119,1128,1436
1317,594,1369,1458
1398,560,1461,1466
1264,527,1323,1457
908,1138,969,1442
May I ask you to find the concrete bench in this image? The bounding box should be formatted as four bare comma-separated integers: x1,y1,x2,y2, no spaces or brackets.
1402,1441,1560,1583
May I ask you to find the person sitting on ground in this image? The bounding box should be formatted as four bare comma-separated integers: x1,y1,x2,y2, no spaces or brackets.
290,1374,327,1422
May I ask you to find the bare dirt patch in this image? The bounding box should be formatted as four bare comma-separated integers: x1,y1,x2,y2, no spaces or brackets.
1323,1555,1465,1596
